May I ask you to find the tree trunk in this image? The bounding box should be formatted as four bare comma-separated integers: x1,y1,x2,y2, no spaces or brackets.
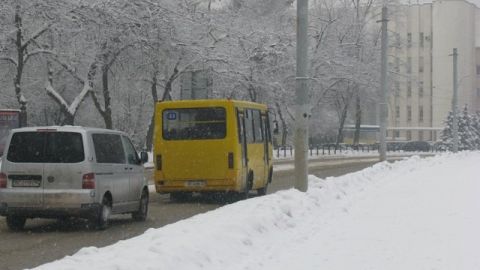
14,4,27,126
145,74,158,151
101,64,113,129
353,93,362,146
162,66,178,101
61,110,74,125
335,103,349,148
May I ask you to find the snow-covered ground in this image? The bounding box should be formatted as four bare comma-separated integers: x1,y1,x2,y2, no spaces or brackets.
34,152,480,270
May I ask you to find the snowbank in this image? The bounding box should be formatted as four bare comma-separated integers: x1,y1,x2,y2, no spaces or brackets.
34,152,480,270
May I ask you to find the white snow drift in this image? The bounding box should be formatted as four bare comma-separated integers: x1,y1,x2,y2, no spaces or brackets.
34,152,480,270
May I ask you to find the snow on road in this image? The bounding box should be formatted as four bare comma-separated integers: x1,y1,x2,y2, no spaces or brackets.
33,152,480,270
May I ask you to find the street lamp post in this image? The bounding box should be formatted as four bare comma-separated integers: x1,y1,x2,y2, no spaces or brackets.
294,0,309,192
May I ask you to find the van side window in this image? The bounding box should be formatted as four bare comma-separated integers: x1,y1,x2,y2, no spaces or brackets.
92,134,126,164
121,136,140,165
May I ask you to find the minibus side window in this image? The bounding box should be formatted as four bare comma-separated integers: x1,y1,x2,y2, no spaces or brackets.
252,110,263,143
245,110,255,144
236,109,244,144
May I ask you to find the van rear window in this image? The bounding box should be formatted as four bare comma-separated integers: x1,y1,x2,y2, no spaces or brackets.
6,132,84,163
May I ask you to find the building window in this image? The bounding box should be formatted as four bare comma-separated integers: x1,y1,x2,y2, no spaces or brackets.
394,81,400,96
407,57,412,73
477,88,480,97
407,106,412,121
407,130,412,140
396,106,400,118
419,32,424,48
419,131,424,141
419,56,424,73
395,130,400,138
407,81,412,97
419,81,424,98
407,32,412,47
419,106,424,122
477,65,480,75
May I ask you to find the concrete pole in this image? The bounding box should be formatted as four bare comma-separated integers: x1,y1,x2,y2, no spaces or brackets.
378,6,388,162
294,0,309,192
452,48,459,152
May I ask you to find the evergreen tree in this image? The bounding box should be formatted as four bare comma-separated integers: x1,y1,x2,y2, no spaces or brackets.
458,106,477,150
441,105,480,150
441,111,455,149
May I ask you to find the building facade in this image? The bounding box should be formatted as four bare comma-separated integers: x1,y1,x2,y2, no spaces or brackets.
388,0,480,142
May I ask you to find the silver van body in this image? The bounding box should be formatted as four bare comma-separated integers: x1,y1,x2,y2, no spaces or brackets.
0,126,149,230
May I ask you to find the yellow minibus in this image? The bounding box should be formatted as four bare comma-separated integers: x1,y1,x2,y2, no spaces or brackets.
153,99,273,201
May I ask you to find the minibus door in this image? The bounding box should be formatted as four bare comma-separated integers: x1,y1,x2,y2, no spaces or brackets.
237,110,248,188
262,114,270,183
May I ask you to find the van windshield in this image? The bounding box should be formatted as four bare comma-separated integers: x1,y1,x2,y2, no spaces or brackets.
6,132,84,163
162,108,226,140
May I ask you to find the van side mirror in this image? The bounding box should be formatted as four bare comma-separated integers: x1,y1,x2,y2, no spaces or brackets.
140,151,149,164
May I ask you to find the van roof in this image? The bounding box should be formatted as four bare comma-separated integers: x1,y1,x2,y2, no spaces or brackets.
11,126,127,135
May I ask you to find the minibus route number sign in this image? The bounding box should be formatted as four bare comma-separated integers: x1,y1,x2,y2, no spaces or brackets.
166,112,177,120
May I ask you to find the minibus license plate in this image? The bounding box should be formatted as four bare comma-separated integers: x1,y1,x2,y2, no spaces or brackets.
185,180,205,187
12,179,41,187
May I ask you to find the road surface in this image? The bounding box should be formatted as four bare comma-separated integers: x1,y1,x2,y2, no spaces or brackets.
0,159,378,270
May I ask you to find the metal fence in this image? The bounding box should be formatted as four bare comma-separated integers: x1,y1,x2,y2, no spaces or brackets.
274,143,447,158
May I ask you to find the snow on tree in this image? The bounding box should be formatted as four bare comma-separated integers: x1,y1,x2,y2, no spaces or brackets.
441,105,480,151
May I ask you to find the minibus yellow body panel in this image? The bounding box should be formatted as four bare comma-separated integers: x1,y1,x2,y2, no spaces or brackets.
153,99,272,196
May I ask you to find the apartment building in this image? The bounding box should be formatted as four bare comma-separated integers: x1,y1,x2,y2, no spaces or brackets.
388,0,480,141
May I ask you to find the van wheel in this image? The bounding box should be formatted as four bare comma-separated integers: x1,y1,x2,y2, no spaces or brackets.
6,215,26,231
92,196,111,230
132,189,149,221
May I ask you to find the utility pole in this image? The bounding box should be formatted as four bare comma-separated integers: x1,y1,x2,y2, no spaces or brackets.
452,48,459,152
378,6,388,162
294,0,309,192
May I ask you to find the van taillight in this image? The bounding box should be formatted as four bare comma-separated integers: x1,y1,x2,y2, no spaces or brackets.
82,173,95,189
228,152,234,169
0,173,7,188
156,155,162,171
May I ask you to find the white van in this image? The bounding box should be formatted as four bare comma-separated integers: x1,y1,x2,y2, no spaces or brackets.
0,126,149,230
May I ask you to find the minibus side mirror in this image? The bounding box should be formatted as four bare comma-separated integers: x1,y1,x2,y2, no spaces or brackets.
140,151,149,164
